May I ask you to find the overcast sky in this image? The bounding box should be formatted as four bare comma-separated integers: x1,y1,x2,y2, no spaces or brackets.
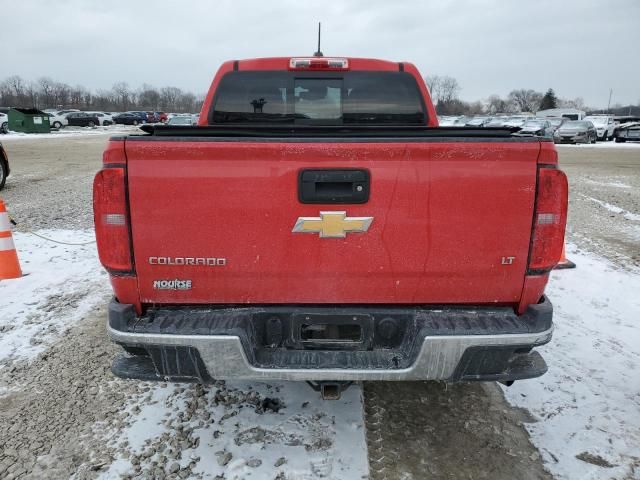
2,0,639,107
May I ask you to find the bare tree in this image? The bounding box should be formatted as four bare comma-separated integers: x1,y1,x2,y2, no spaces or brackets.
508,89,543,113
160,86,182,111
52,82,71,108
112,82,132,111
69,85,89,109
439,77,460,103
425,75,441,101
139,84,161,110
425,75,460,105
558,96,586,110
486,94,515,114
6,76,26,99
38,77,56,107
25,81,39,108
1,74,204,113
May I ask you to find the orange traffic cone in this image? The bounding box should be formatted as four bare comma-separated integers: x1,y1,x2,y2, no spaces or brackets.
0,198,22,279
554,242,576,270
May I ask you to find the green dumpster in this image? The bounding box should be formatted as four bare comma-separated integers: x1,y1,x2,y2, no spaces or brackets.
7,108,51,133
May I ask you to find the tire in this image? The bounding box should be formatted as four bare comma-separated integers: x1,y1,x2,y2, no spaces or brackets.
133,120,139,126
52,121,62,129
0,160,6,190
88,121,95,128
591,134,597,144
615,137,626,143
1,122,7,134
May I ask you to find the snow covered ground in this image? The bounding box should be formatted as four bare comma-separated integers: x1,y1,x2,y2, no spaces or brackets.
584,195,640,222
102,381,368,479
1,125,138,140
0,229,369,479
556,142,640,149
0,230,109,367
503,243,640,479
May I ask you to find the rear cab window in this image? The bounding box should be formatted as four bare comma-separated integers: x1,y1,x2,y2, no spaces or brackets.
209,71,427,125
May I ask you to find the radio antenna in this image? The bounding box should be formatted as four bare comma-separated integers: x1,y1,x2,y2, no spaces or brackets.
314,22,323,57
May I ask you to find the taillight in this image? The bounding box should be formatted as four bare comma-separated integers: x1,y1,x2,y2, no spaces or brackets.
289,57,349,70
528,167,568,272
93,167,133,273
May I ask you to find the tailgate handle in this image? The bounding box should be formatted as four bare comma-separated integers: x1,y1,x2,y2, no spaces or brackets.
299,169,370,204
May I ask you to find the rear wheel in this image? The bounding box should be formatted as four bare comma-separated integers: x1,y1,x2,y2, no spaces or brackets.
133,120,139,126
88,121,96,128
1,122,7,134
52,121,62,129
0,160,6,190
615,137,626,143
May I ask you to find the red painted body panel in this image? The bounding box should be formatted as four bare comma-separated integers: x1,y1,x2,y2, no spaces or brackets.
110,276,141,313
123,140,540,306
518,274,550,315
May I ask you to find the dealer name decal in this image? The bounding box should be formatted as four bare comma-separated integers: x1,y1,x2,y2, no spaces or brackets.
153,279,193,290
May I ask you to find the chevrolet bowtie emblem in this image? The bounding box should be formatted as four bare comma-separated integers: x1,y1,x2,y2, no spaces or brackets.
292,211,374,238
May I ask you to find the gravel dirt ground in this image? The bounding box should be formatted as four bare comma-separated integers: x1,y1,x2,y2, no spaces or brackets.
0,133,638,479
556,144,640,270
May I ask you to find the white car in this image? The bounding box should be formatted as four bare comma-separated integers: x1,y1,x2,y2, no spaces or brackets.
47,112,69,129
503,116,533,128
0,112,8,133
584,115,615,141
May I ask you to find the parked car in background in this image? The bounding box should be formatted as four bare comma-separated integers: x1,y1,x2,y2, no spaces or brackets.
0,142,9,190
519,119,553,137
584,115,615,141
167,115,197,126
128,112,148,123
0,113,8,133
554,120,597,144
438,115,470,126
485,117,509,127
56,109,80,116
537,108,586,121
437,116,457,126
503,116,531,128
113,113,144,125
614,122,640,142
547,117,567,135
86,112,113,126
66,112,101,127
46,112,69,129
465,116,492,127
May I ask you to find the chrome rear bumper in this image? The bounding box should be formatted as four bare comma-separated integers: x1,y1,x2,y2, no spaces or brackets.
107,298,554,382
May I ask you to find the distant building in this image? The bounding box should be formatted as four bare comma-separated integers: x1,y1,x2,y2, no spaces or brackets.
536,108,586,121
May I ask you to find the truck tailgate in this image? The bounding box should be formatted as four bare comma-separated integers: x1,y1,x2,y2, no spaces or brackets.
125,138,539,305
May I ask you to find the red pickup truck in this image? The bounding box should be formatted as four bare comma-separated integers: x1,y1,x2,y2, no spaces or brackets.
94,56,567,399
